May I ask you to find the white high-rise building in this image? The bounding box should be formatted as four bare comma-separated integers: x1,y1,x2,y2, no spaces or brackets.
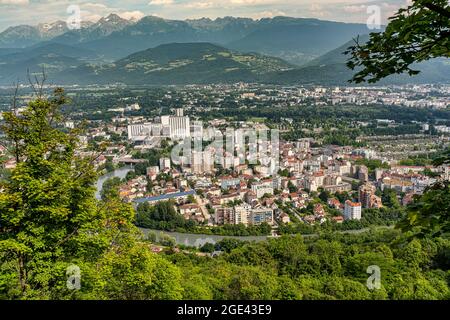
249,208,274,225
128,109,190,142
251,182,274,198
127,123,152,141
160,115,170,126
190,120,203,139
191,150,214,174
344,200,362,220
169,113,190,140
234,204,251,226
159,157,171,171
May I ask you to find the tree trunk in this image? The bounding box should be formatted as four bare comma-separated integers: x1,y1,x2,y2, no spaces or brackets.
18,254,27,294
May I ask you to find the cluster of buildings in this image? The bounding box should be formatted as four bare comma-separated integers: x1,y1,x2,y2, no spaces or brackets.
1,84,448,233
106,113,448,228
127,108,193,142
167,83,449,109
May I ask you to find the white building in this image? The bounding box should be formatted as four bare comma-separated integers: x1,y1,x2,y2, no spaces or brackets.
344,200,362,220
249,208,274,225
190,120,204,138
169,109,190,140
127,123,152,141
234,204,251,225
251,182,274,198
191,150,214,174
159,157,171,171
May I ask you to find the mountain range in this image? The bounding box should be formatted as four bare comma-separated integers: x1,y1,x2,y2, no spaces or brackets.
0,14,449,86
0,15,371,65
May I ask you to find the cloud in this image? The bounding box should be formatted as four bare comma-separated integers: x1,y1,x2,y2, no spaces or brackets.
0,0,407,32
309,3,329,18
0,0,29,4
82,3,109,10
149,0,174,5
82,13,103,23
343,5,366,13
118,10,145,21
229,0,274,4
250,9,286,19
184,2,214,9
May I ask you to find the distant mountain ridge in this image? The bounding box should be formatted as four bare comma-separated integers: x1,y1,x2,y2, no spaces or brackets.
0,15,449,86
292,35,450,85
52,42,450,86
0,43,100,85
49,14,133,47
0,20,91,48
227,17,371,65
0,15,373,65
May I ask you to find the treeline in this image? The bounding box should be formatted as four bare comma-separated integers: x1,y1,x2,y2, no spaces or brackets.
136,201,197,231
355,158,390,172
165,229,450,299
0,88,183,300
205,104,450,124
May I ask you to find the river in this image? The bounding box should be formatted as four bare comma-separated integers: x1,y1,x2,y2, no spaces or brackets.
95,165,133,200
139,228,269,248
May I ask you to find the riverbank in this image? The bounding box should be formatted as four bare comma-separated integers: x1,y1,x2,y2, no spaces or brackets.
139,225,395,248
95,165,133,199
139,228,269,247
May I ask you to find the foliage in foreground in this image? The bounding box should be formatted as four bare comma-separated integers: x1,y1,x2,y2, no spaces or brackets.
0,89,182,299
346,0,450,83
169,231,450,300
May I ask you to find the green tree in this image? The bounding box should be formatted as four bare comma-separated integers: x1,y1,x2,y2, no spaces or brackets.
397,181,450,237
319,190,330,203
0,88,183,299
105,157,115,172
200,242,215,253
347,0,450,83
225,266,279,300
101,177,122,200
382,188,401,209
0,88,101,296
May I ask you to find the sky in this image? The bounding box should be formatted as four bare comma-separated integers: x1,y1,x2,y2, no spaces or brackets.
0,0,411,31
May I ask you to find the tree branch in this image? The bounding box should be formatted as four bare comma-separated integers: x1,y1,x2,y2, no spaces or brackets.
421,1,450,18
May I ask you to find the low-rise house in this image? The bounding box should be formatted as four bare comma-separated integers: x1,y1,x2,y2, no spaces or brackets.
332,216,344,223
279,212,291,224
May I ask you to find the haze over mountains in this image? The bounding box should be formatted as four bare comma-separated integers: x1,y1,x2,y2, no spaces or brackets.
0,14,449,86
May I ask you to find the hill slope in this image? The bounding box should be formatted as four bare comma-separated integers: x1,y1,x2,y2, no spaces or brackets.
285,35,450,85
53,42,294,85
0,43,98,85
